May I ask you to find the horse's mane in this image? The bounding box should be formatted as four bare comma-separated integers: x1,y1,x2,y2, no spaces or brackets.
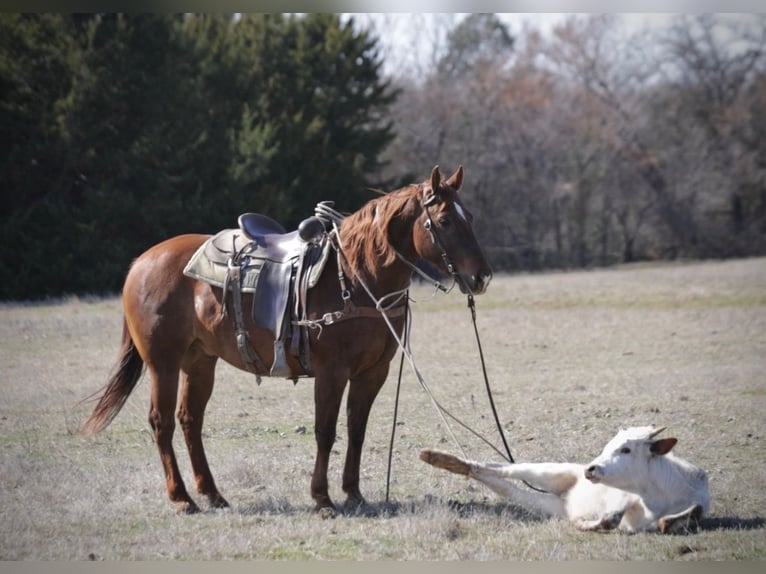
339,183,424,282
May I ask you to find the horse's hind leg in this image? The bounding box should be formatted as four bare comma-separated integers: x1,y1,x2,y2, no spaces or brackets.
178,352,229,509
147,361,200,514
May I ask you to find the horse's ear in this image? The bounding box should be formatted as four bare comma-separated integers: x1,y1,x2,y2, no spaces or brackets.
446,165,463,192
429,165,442,198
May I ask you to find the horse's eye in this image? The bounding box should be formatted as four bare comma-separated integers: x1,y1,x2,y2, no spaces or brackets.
438,217,450,227
619,447,631,454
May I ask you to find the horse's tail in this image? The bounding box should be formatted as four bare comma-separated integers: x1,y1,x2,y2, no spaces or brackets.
80,319,145,435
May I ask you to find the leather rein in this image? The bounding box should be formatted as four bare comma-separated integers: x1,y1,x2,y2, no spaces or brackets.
295,194,519,499
294,188,471,333
408,189,515,461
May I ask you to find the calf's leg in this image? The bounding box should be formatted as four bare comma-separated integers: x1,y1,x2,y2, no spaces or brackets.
574,510,625,532
478,461,581,496
420,450,568,518
470,471,567,518
658,504,704,534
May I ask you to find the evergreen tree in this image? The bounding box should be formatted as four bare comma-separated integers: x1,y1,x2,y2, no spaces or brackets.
223,13,399,224
0,14,81,298
0,13,398,299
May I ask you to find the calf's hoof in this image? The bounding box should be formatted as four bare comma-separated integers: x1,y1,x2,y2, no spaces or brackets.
420,449,471,476
659,504,704,534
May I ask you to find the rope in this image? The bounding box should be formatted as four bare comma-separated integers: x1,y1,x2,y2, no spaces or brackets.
314,199,541,493
331,220,469,459
466,293,514,463
314,201,346,227
385,300,409,504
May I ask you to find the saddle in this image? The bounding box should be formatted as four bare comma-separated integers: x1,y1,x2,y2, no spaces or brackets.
183,210,334,381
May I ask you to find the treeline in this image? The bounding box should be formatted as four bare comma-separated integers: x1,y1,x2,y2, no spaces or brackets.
1,14,396,299
2,14,766,300
378,14,766,270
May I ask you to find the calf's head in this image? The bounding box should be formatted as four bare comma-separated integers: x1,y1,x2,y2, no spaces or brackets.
584,425,677,492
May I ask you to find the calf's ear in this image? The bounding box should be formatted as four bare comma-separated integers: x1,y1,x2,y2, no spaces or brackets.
650,437,677,455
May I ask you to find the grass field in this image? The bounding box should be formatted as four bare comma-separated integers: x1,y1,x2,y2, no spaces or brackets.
1,257,765,560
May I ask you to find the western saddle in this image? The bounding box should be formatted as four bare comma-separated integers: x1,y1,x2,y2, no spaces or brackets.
183,204,338,383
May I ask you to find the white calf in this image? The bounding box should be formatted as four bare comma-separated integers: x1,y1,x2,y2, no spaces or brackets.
420,426,710,533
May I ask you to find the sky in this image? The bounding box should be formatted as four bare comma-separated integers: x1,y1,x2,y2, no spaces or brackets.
345,13,764,79
346,13,677,78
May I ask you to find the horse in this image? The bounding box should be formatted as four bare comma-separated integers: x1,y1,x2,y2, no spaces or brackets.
80,165,492,515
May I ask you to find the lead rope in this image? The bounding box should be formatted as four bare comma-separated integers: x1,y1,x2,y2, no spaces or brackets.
416,196,553,492
331,222,470,464
385,300,409,504
421,195,515,464
328,197,537,497
465,292,514,464
384,288,524,504
464,293,553,493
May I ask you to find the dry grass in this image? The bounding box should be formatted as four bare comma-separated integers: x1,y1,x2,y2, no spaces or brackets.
1,257,765,560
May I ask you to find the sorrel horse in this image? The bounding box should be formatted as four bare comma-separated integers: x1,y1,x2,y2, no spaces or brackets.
81,165,492,514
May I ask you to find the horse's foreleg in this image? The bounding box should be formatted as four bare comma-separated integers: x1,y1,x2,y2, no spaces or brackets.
178,353,229,509
147,362,199,514
311,370,348,514
342,373,387,511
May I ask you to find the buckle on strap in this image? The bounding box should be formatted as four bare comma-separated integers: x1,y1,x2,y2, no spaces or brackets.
322,311,344,325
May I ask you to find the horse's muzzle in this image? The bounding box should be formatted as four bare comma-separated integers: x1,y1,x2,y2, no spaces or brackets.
459,270,492,295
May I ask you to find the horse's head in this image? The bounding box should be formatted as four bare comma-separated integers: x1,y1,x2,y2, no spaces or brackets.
413,166,493,295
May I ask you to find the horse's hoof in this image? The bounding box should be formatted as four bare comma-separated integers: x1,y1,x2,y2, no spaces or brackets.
317,506,337,520
207,493,230,509
175,500,201,515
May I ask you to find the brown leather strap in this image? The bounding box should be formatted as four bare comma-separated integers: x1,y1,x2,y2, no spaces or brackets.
305,299,407,325
228,262,267,378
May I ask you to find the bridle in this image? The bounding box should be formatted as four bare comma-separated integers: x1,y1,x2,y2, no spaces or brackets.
393,187,474,296
311,193,520,497
388,188,518,477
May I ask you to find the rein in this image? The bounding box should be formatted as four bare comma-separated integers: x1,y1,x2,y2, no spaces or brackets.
415,195,554,494
421,190,515,464
362,189,519,499
309,195,526,499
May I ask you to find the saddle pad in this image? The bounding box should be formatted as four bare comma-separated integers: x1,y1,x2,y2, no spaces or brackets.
182,223,334,380
184,228,333,291
184,229,263,293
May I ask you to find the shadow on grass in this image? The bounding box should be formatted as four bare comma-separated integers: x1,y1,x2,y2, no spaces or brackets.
231,495,447,519
699,516,765,532
444,497,548,523
227,495,553,522
442,500,766,533
234,498,309,516
442,499,766,534
225,495,765,534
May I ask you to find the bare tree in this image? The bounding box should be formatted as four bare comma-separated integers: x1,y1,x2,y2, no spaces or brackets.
657,14,766,255
367,13,766,271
